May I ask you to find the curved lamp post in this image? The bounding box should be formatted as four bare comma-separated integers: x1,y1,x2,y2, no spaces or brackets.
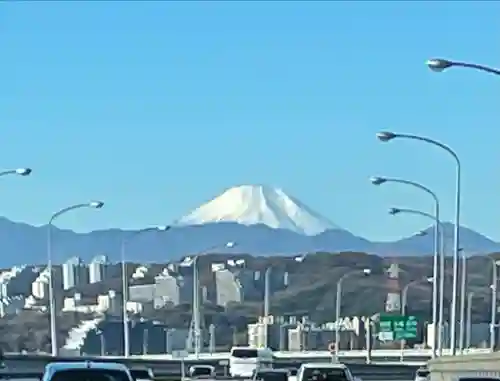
121,225,171,357
47,200,104,356
376,131,461,355
183,242,236,358
401,277,433,359
371,176,440,358
335,268,371,360
426,58,500,76
390,207,445,355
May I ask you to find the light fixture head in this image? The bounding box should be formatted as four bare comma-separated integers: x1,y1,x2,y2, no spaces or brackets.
157,225,171,232
388,207,401,215
89,201,104,209
362,268,371,275
426,277,434,283
416,230,427,237
16,168,32,176
226,241,236,248
376,131,397,142
370,176,386,186
426,58,453,72
294,255,305,263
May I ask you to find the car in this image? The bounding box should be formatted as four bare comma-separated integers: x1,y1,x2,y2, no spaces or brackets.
229,346,274,378
42,361,134,381
188,365,216,379
253,369,290,381
296,363,357,381
414,367,430,381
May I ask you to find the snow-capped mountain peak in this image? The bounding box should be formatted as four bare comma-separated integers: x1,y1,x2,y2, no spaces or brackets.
179,184,339,236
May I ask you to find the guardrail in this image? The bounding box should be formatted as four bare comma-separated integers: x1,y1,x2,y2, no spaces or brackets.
4,348,489,361
130,348,490,361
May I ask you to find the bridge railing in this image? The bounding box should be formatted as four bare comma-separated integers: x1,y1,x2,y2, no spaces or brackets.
429,351,500,381
129,348,490,360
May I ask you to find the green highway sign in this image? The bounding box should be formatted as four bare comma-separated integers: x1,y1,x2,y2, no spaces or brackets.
378,314,418,340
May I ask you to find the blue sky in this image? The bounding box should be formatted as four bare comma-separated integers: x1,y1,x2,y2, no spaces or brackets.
1,1,499,242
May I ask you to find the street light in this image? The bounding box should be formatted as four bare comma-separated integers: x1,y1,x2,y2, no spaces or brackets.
371,176,440,357
400,277,433,360
389,207,445,356
402,277,434,315
458,248,468,352
261,258,297,346
0,167,32,177
376,131,461,356
466,291,476,349
183,242,236,358
335,268,371,360
489,258,500,351
47,200,104,356
426,58,500,76
121,225,171,357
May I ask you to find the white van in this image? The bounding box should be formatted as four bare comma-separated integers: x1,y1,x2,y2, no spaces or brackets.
296,363,358,381
229,346,274,378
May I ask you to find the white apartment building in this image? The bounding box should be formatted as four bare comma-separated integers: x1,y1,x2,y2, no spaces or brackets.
63,290,121,314
62,256,88,290
88,255,108,284
32,267,50,299
213,266,242,307
154,272,181,307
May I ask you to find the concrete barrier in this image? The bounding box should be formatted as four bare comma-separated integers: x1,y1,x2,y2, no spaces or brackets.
429,351,500,381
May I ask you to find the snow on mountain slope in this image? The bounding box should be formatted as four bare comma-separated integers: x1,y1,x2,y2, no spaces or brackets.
179,185,340,236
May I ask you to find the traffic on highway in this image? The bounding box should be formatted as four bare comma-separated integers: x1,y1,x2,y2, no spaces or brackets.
0,344,422,381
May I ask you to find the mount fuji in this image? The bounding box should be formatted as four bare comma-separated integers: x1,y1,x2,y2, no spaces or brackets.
179,184,339,236
0,185,497,266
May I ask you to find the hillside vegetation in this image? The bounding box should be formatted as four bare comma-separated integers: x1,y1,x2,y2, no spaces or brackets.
0,252,496,352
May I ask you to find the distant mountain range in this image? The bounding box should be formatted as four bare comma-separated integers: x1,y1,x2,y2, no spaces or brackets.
1,185,498,266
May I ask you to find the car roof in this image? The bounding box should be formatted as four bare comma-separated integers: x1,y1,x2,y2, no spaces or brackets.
300,363,348,369
45,362,129,373
257,369,289,373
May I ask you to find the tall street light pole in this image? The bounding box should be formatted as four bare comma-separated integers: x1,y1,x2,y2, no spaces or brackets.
426,58,500,77
264,267,272,321
47,200,104,356
376,131,461,355
389,207,445,355
401,277,433,360
371,176,440,358
184,241,236,358
459,248,468,352
263,255,306,320
121,225,171,357
262,261,295,348
489,258,500,351
466,291,475,349
335,268,371,361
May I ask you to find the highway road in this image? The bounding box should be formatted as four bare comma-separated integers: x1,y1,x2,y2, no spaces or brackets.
0,361,418,381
